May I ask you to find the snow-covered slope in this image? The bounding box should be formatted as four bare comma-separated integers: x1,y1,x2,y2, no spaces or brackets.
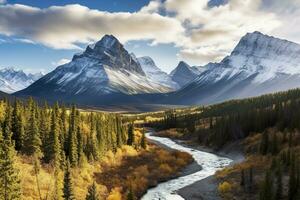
15,35,172,104
170,61,205,87
0,68,43,93
168,31,300,105
137,56,179,90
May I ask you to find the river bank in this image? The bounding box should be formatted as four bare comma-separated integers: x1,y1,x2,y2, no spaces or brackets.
177,140,244,200
150,130,245,200
142,132,233,200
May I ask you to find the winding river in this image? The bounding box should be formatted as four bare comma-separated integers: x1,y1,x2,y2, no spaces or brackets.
142,132,233,200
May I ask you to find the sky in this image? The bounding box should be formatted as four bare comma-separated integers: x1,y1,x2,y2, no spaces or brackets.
0,0,300,74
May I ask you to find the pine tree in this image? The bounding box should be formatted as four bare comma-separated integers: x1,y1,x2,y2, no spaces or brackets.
63,161,75,200
3,103,12,140
260,131,269,155
47,109,62,170
260,170,273,200
11,100,24,151
68,105,78,167
127,123,134,146
141,128,147,149
275,163,283,200
0,128,21,200
85,182,99,200
288,153,298,200
26,105,43,159
240,169,245,187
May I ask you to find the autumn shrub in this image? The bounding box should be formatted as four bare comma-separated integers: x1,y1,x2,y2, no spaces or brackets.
218,181,233,193
159,163,173,174
106,187,122,200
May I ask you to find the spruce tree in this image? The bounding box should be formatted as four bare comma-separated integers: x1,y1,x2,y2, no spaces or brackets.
11,100,24,151
47,109,62,169
68,105,78,167
260,170,273,200
141,129,147,149
127,123,134,146
240,169,245,187
0,128,21,200
260,131,269,155
85,182,99,200
63,161,75,200
26,105,43,159
275,163,283,200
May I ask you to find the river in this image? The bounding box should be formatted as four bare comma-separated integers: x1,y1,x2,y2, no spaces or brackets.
141,132,233,200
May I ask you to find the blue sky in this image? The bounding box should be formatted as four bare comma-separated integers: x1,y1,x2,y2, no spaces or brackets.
0,0,299,73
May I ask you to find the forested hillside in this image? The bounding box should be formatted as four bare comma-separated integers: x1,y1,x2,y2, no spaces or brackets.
0,98,192,200
147,88,300,200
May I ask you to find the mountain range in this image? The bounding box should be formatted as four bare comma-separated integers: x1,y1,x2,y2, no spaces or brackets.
0,68,43,93
167,31,300,105
9,31,300,110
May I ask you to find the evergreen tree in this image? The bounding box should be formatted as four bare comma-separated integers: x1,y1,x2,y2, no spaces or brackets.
288,153,298,200
141,129,147,149
240,169,245,187
0,128,21,200
260,131,269,155
85,182,99,200
26,105,43,159
47,109,62,170
260,170,273,200
127,123,134,146
275,163,283,200
11,100,24,151
63,161,75,200
68,105,78,167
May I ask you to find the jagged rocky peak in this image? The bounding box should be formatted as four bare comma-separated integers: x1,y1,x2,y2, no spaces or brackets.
73,34,145,75
138,56,157,69
232,31,300,57
0,67,44,93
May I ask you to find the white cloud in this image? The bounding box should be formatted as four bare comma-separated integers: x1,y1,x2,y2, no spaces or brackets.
0,1,299,65
52,58,71,66
0,4,184,49
162,0,281,64
0,0,6,4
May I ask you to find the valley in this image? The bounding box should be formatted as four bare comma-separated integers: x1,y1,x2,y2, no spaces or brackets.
1,1,300,199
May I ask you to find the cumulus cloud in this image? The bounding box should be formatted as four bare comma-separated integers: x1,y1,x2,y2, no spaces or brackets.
0,0,298,65
161,0,281,64
0,4,184,49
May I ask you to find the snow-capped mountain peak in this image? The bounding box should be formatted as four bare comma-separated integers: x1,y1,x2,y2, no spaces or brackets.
0,67,44,93
170,61,204,87
169,31,300,105
16,35,173,103
137,56,179,90
73,34,145,76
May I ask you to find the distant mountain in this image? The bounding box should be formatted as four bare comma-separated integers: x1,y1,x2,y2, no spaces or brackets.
0,68,43,93
137,56,179,90
15,35,172,106
167,31,300,105
170,61,204,87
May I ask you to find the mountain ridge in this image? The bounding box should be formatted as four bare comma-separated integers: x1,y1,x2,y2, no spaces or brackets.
167,31,300,105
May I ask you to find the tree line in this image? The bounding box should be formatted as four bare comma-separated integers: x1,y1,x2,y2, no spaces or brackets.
0,98,130,200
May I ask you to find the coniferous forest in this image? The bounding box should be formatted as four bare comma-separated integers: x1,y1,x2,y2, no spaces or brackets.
0,98,193,200
0,97,128,199
145,88,300,200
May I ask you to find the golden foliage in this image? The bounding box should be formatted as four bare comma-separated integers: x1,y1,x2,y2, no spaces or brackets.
218,181,233,194
106,187,122,200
